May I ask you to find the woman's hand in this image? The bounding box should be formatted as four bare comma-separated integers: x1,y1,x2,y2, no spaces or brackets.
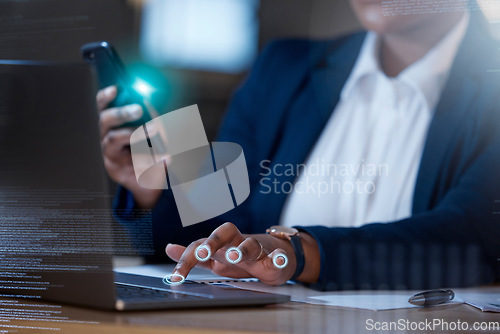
97,85,162,209
165,222,297,285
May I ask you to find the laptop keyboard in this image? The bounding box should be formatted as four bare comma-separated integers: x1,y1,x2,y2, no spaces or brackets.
116,283,207,302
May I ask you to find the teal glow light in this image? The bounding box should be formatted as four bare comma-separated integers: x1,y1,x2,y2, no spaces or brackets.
132,78,156,99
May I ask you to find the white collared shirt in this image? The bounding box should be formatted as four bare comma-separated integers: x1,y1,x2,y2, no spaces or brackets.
280,13,469,228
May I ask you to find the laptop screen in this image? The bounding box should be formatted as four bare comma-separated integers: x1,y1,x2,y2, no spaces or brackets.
0,62,122,308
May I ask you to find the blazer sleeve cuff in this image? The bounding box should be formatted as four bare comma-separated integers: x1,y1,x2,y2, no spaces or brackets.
294,225,340,291
113,186,139,222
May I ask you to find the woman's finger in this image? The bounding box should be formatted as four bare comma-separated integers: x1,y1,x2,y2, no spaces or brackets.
164,240,207,285
233,248,291,286
268,248,289,270
99,104,143,138
101,128,134,158
165,243,185,262
165,243,213,270
194,222,244,262
166,243,252,279
96,86,117,112
225,237,267,264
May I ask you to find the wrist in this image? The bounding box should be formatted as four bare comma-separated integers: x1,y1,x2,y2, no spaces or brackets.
295,232,320,283
129,186,162,210
264,226,320,284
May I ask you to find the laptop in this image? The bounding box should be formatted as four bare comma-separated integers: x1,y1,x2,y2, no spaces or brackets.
0,61,290,310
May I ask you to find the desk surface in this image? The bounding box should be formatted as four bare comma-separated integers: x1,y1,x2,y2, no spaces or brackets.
4,292,499,334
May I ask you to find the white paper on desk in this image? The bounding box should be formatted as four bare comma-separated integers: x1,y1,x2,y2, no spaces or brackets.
309,294,419,311
224,281,464,310
227,280,319,303
459,292,500,312
308,293,464,311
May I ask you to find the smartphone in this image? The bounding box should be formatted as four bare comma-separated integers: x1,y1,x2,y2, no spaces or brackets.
81,41,156,128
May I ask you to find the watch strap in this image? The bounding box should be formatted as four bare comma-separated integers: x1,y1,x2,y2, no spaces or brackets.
290,234,305,281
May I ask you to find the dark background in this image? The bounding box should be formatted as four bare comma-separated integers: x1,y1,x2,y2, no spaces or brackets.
0,0,361,140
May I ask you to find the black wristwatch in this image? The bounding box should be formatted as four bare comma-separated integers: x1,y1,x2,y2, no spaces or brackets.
266,225,305,281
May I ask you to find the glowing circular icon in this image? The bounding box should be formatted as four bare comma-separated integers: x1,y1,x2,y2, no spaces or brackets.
195,244,212,262
163,273,185,286
272,253,288,269
225,247,243,264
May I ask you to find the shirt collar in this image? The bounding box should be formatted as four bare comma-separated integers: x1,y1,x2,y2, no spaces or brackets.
341,12,470,110
340,31,380,101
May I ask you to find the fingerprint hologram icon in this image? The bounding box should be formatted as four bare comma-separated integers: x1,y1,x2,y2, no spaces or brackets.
130,105,250,226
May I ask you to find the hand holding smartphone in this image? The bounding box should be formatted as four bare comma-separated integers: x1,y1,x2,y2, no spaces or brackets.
81,41,157,128
82,41,164,209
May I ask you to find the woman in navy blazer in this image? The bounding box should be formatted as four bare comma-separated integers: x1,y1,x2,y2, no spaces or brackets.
99,1,500,290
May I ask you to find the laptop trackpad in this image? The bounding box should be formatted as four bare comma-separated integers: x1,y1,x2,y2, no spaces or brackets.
114,272,240,299
114,272,291,302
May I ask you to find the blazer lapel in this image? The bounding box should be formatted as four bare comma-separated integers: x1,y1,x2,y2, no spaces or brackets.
310,32,366,118
412,13,490,213
412,75,480,213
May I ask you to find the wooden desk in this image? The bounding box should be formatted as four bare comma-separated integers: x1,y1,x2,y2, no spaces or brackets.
3,291,499,334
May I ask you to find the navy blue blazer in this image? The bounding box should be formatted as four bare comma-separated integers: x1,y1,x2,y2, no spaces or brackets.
116,12,500,290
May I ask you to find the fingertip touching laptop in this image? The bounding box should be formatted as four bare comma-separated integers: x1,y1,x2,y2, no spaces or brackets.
0,59,290,310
